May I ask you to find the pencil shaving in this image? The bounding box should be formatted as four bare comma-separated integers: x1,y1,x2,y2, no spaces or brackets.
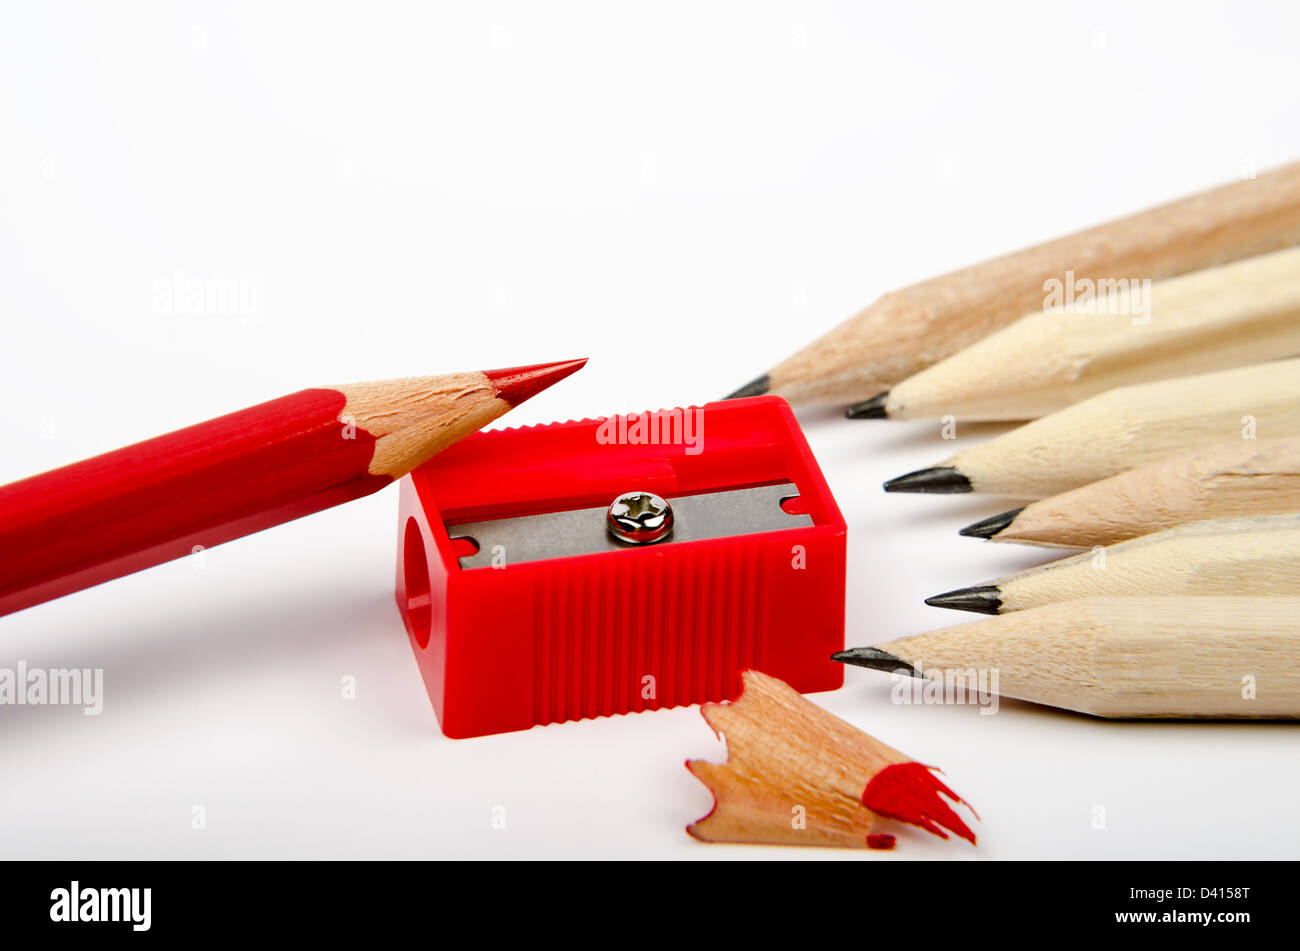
686,670,976,849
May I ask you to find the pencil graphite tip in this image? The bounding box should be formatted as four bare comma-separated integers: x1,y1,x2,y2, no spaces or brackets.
831,647,920,678
845,391,890,420
882,466,972,494
958,506,1025,539
724,374,770,400
484,358,588,407
924,584,1003,615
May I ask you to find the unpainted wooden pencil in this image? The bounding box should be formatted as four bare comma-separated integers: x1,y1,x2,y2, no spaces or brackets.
851,245,1300,421
883,357,1300,498
836,596,1300,718
729,163,1300,406
928,513,1300,615
959,436,1300,546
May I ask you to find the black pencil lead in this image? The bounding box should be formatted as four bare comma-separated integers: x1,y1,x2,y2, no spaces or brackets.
831,647,921,678
924,584,1003,615
882,466,972,493
724,374,770,400
845,391,890,419
958,507,1024,538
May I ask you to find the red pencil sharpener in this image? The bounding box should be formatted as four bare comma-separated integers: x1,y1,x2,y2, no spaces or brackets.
395,396,846,739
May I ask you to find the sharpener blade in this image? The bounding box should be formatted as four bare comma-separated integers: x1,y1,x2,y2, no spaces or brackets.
447,482,811,569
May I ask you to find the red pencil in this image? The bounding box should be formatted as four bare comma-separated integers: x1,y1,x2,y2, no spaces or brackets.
0,360,586,618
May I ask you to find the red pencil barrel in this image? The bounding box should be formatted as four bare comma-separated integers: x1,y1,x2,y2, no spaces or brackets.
0,389,388,618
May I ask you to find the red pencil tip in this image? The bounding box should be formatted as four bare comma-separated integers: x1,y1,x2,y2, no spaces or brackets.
861,761,978,845
483,358,588,407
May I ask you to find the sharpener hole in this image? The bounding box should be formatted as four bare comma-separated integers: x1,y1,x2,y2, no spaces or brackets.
403,517,432,649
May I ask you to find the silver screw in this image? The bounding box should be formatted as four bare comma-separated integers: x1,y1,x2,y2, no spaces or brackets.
606,491,674,545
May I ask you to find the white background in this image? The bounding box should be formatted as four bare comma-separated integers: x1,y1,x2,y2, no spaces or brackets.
2,1,1298,859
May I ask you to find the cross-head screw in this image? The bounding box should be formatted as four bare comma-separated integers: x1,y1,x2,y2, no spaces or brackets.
606,491,674,545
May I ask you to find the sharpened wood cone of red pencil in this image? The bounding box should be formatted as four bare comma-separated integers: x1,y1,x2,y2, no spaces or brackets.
687,670,976,849
0,359,586,618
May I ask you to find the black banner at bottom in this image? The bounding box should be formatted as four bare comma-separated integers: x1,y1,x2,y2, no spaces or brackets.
0,859,1286,938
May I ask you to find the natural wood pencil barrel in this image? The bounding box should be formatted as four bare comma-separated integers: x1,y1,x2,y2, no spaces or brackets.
979,436,1300,547
877,245,1300,421
918,357,1300,498
859,596,1300,718
754,163,1300,405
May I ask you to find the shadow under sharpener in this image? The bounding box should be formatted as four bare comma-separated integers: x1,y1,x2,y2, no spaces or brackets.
395,396,847,739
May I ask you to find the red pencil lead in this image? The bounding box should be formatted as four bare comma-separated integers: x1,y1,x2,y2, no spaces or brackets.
861,761,978,845
484,358,588,407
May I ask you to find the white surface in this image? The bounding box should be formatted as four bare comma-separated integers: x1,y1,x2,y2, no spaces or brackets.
1,1,1298,859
